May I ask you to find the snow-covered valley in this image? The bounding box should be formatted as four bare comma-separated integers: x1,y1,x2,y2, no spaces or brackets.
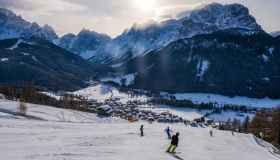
72,84,280,123
0,99,279,160
76,84,280,109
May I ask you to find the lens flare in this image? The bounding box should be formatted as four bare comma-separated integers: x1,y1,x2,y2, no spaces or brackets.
133,0,156,12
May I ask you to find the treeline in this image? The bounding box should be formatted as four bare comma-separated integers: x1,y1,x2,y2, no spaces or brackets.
216,108,280,149
150,98,256,113
0,85,93,113
248,108,280,148
218,116,250,134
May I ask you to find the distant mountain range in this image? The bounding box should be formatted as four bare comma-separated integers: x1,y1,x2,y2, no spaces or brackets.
1,3,280,98
0,8,111,90
54,29,111,59
90,3,263,65
0,8,58,41
0,7,111,60
101,3,280,98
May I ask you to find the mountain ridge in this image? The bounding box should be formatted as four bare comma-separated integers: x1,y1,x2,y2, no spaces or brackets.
0,8,58,41
54,29,111,59
0,7,112,59
89,3,263,65
0,38,99,91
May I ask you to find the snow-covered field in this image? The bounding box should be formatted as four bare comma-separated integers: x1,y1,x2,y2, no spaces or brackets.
161,92,280,108
73,84,280,122
0,99,279,160
75,84,280,109
74,84,148,103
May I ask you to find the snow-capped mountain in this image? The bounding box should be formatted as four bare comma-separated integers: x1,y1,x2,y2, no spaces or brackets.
54,29,111,59
0,8,58,41
90,3,262,64
0,7,110,59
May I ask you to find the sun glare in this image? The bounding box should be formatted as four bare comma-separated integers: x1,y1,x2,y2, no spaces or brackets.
134,0,156,12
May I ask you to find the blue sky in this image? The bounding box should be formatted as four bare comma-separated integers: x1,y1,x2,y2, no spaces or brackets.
0,0,279,37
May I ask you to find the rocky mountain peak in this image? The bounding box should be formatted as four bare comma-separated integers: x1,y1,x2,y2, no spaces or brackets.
92,3,262,64
0,8,58,41
187,3,261,31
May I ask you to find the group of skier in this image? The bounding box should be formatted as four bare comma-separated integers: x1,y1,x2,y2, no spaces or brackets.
139,125,180,154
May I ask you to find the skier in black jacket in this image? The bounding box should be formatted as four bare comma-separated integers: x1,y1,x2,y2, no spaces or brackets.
166,132,179,153
140,125,144,137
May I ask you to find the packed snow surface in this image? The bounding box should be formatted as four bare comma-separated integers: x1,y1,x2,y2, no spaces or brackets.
0,99,278,160
0,100,120,123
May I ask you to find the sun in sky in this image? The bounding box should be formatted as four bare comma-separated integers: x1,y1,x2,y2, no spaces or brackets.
133,0,157,12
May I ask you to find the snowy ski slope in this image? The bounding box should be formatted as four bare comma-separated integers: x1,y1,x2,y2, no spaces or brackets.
0,99,279,160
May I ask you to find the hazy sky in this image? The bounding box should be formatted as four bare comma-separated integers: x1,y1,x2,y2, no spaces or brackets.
0,0,279,37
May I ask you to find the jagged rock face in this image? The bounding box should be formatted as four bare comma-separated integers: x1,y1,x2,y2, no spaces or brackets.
0,8,58,41
186,3,261,31
91,3,262,64
55,29,111,59
55,33,76,50
0,7,112,59
0,8,30,39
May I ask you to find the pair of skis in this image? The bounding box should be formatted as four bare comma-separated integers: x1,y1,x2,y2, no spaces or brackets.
167,152,184,160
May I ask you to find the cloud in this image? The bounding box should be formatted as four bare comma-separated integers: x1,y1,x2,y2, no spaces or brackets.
0,0,29,9
0,0,88,17
155,2,207,21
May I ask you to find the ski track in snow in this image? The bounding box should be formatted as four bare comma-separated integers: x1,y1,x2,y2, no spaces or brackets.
0,99,279,160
